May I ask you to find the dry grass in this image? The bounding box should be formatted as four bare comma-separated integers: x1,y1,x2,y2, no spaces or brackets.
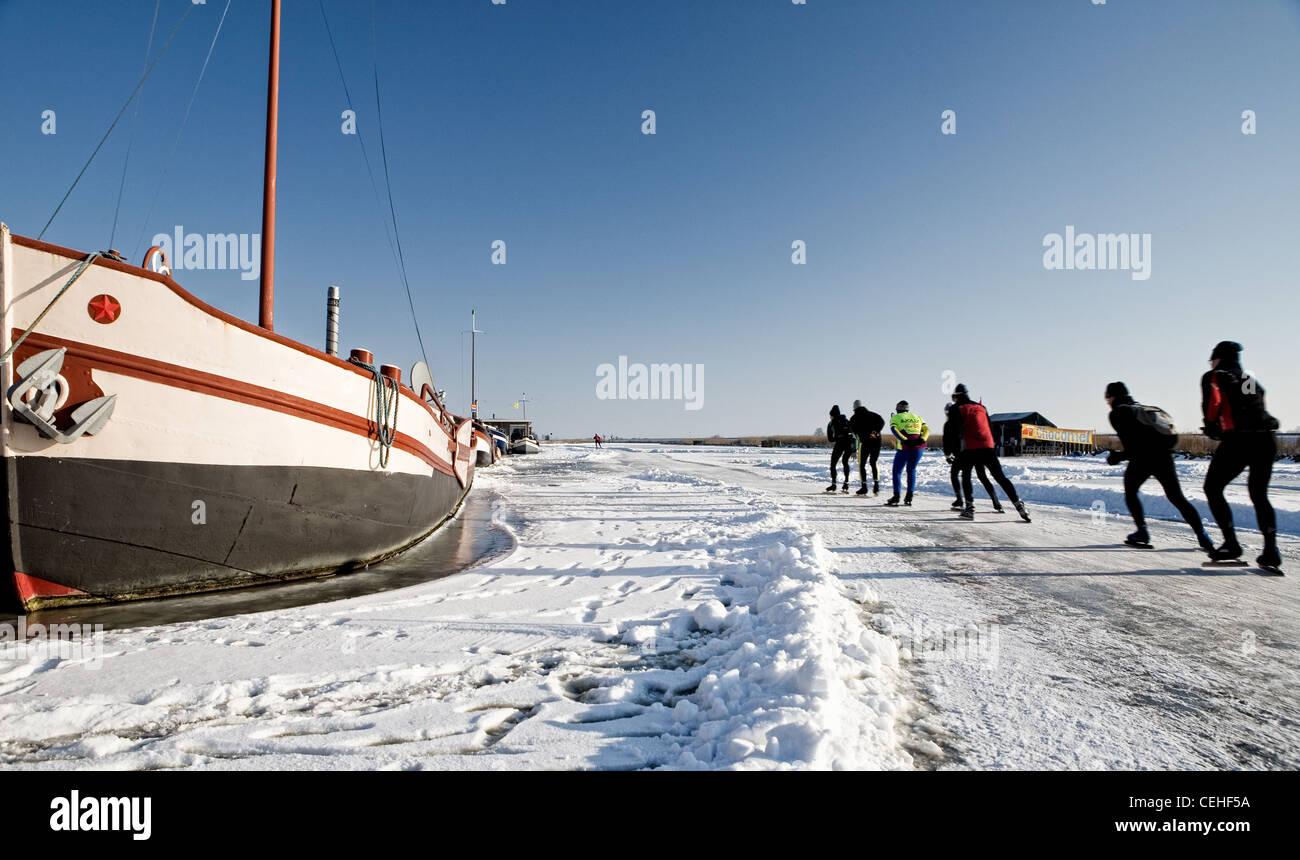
1095,433,1300,460
681,435,829,448
559,433,1300,460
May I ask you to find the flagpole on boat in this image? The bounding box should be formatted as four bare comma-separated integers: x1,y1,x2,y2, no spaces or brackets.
471,309,484,419
259,0,281,331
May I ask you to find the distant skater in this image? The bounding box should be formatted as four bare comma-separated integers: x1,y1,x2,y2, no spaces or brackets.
849,399,884,495
1200,341,1282,573
1104,382,1212,550
885,400,928,506
943,402,1001,512
826,405,854,493
593,433,602,448
950,384,1030,522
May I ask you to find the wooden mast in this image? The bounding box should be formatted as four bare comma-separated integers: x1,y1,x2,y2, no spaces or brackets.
259,0,281,331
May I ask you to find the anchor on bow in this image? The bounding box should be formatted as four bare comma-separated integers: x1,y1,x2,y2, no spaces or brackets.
7,348,116,443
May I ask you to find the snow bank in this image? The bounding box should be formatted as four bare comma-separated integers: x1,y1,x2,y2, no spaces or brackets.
629,468,724,487
589,494,911,770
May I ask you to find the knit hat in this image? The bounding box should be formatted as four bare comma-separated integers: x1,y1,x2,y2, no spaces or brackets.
953,383,969,398
1104,381,1129,399
1210,340,1242,362
852,399,862,410
829,405,841,417
944,402,953,413
896,400,909,413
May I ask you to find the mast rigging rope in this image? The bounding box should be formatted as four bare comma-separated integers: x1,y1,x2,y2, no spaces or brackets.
39,3,196,241
110,0,161,251
317,0,404,289
318,0,433,389
369,0,433,377
132,0,233,262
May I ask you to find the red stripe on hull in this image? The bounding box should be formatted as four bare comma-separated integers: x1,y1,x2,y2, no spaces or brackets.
13,330,456,478
9,233,448,425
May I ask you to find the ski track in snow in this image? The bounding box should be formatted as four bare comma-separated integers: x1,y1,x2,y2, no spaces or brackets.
1,444,1295,770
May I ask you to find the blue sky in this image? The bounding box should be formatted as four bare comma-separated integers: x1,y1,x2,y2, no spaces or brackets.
3,0,1298,438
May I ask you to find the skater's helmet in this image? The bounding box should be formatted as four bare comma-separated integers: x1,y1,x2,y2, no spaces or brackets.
895,400,909,413
1104,381,1128,399
852,399,862,410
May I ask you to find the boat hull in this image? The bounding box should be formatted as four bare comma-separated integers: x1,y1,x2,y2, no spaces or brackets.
472,426,495,467
5,456,467,609
1,225,474,611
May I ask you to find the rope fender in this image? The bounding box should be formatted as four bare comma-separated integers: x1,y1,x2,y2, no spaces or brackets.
349,356,400,468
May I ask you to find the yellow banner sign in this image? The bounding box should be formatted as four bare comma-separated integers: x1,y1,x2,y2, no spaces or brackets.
1021,424,1093,446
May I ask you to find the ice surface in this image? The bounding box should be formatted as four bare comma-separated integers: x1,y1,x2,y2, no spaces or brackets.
2,444,1296,770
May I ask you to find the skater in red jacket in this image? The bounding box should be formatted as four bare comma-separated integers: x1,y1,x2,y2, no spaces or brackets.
1200,341,1282,573
950,384,1030,522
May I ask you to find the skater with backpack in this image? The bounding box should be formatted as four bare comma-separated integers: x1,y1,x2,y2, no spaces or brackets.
849,399,885,495
1103,382,1213,551
1200,341,1283,574
950,384,1031,522
884,401,928,506
826,405,855,494
943,402,1003,512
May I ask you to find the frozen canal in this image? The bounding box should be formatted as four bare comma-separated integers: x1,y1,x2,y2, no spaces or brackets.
2,444,1296,770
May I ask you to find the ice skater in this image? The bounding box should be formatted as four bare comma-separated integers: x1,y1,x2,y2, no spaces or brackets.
1103,382,1213,551
593,433,602,448
849,399,884,495
943,402,1001,512
826,405,854,493
950,384,1030,522
1200,341,1282,574
884,400,927,506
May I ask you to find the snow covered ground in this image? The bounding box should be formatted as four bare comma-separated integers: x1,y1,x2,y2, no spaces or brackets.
1,444,1296,770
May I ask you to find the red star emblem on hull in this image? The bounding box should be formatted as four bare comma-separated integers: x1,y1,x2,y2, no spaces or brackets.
88,294,121,324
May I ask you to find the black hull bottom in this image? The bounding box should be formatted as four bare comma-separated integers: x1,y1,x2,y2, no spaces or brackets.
7,457,470,609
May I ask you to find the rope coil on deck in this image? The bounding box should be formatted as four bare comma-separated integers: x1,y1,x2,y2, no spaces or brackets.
349,356,400,467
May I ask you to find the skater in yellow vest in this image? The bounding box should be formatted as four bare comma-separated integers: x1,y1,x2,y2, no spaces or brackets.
885,400,928,506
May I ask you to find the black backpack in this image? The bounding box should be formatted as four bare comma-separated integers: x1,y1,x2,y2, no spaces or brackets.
1132,404,1178,449
830,413,851,441
1223,371,1280,432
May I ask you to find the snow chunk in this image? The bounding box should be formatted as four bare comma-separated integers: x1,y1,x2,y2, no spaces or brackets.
622,626,658,646
693,600,728,633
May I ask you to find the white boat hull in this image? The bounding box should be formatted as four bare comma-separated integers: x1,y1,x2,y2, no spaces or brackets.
1,225,474,610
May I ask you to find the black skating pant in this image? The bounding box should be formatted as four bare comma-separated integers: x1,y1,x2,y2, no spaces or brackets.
1124,453,1205,536
1204,433,1277,551
951,458,998,505
858,438,881,488
958,449,1021,507
831,438,853,485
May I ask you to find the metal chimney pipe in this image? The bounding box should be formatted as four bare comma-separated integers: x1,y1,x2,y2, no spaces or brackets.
325,285,340,356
